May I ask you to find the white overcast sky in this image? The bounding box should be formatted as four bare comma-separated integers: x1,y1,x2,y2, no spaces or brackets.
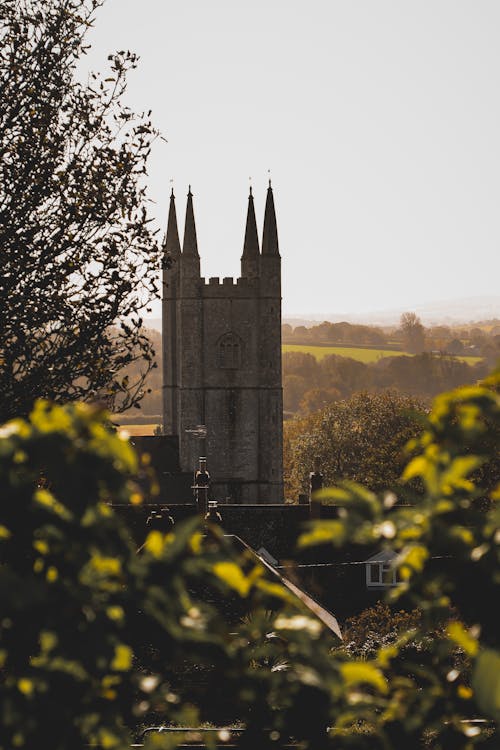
84,0,500,317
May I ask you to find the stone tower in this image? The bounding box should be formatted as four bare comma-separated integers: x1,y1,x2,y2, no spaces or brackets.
162,183,283,503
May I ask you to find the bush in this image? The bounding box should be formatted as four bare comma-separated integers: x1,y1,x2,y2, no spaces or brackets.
0,401,345,749
300,369,500,747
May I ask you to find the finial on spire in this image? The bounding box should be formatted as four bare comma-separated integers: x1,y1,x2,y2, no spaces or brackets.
170,178,174,198
188,184,192,195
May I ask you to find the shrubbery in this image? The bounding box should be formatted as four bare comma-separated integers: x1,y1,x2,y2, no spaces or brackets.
0,372,499,748
0,401,345,749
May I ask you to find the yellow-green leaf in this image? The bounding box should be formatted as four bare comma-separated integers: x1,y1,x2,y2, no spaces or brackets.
399,545,428,579
472,648,500,722
299,521,345,548
18,678,34,696
402,456,428,482
340,661,388,694
34,489,72,520
213,562,251,597
144,530,165,558
447,621,479,657
111,644,132,671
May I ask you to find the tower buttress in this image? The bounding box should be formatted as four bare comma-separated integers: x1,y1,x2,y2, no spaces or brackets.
164,188,181,264
258,180,283,501
162,189,181,434
241,186,260,279
178,187,204,472
261,180,280,257
259,180,281,298
181,186,200,285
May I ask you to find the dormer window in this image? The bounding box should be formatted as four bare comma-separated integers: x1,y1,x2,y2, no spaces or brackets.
218,332,242,369
364,550,401,589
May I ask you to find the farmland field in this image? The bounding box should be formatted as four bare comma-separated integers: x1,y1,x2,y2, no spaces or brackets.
283,344,409,363
117,423,158,437
282,344,482,365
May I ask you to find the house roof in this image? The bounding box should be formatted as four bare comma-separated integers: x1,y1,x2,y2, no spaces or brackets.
363,548,398,564
229,535,343,641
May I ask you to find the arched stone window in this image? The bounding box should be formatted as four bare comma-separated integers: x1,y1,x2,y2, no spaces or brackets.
217,332,242,369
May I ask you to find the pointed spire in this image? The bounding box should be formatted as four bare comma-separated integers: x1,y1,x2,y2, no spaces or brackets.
182,185,199,257
261,181,280,256
241,187,260,278
164,188,181,260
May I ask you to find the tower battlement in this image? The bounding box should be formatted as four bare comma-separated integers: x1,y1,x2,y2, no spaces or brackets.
162,184,283,504
200,275,259,297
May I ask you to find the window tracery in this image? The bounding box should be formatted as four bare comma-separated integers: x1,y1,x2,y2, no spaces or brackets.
217,332,242,369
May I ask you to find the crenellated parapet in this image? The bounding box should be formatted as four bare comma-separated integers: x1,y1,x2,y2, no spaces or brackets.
200,275,260,297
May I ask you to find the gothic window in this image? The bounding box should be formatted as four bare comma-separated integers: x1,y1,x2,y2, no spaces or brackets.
218,332,242,369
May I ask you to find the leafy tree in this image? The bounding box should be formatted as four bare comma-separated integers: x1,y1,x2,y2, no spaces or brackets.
449,338,466,355
1,382,499,748
329,355,372,394
0,0,159,422
299,386,342,414
291,325,311,341
340,602,422,659
0,400,348,750
284,391,426,501
283,351,320,382
375,352,484,397
400,311,426,354
283,373,309,412
300,370,500,747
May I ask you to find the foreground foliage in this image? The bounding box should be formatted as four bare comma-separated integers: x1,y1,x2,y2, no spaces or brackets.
0,401,345,750
300,369,500,748
0,371,499,749
0,0,159,421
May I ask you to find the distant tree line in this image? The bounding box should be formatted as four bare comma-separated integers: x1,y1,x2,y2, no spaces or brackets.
124,326,496,418
283,321,388,347
283,313,500,359
283,350,489,415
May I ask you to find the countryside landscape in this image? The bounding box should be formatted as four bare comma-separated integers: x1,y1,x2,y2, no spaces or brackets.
117,314,496,427
1,1,499,749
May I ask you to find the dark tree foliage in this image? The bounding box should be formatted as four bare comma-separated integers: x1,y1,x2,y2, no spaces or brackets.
0,0,160,421
284,391,426,501
299,370,500,747
0,400,345,750
1,382,499,747
400,311,426,354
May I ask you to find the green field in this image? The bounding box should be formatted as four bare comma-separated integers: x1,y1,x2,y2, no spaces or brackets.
117,423,158,437
283,344,409,363
282,344,482,365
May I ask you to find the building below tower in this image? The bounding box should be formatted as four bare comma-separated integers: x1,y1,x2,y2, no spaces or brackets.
162,183,283,503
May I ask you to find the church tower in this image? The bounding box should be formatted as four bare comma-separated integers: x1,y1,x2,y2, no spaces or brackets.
162,183,283,503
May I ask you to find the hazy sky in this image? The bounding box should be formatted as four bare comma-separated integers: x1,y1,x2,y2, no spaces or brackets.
84,0,500,317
